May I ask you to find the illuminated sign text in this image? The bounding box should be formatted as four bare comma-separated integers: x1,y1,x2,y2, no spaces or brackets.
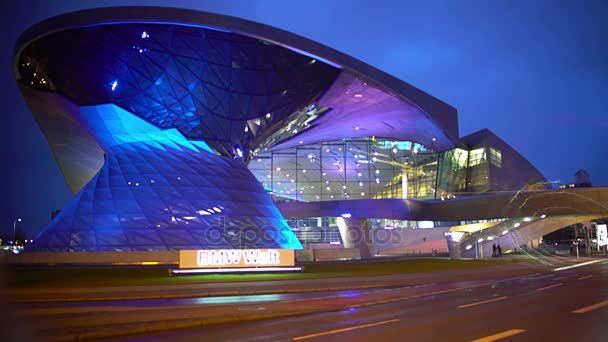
179,249,294,269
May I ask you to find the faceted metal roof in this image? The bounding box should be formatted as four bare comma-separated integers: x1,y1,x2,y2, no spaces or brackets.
15,6,459,160
17,22,339,158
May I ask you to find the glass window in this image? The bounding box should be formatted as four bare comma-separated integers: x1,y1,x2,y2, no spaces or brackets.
468,148,486,167
250,137,438,202
488,147,502,168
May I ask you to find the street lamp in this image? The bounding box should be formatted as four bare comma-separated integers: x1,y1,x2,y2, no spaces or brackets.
13,218,22,242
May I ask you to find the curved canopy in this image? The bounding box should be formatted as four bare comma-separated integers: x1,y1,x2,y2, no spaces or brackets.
15,6,459,161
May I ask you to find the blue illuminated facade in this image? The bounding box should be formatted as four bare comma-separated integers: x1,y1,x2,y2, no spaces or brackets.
27,104,301,251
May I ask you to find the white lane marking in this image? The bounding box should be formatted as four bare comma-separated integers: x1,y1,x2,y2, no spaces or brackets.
600,269,608,274
458,296,508,309
536,283,563,292
349,273,540,309
523,274,553,281
471,329,526,342
292,318,400,340
573,299,608,314
553,260,602,271
554,276,568,281
577,275,592,280
520,252,554,266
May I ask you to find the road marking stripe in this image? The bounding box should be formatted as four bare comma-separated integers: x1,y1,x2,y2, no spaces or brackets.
458,296,508,309
577,275,592,280
524,274,552,280
553,276,567,281
554,260,602,271
600,269,608,273
471,329,526,342
348,273,539,310
302,273,539,313
292,318,400,340
536,283,563,291
573,300,608,314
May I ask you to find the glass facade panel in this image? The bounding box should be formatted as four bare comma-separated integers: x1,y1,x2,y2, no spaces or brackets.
437,148,469,197
249,137,439,202
468,148,486,166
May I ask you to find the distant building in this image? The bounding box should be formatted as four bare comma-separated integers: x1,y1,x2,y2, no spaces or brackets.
574,169,592,187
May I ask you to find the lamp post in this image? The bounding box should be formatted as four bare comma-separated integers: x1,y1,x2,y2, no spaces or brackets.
13,218,22,242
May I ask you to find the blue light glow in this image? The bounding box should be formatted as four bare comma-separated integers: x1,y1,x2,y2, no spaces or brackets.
27,138,301,251
26,103,304,252
192,294,283,304
141,31,149,39
111,80,118,91
308,103,316,112
80,104,215,153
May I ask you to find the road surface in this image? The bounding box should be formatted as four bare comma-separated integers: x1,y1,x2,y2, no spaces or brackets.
11,255,608,341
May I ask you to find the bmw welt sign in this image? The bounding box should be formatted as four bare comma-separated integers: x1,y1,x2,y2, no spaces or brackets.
179,249,295,269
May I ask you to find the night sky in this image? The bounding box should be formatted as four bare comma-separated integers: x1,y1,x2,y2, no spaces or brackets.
1,0,607,237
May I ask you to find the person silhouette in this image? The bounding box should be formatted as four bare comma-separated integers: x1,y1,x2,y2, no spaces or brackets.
497,244,502,257
492,243,497,257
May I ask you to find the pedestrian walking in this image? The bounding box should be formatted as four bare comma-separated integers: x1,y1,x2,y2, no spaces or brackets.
497,244,502,257
492,243,497,257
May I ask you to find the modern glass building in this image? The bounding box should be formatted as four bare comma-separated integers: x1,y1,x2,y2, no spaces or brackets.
14,7,547,253
248,130,546,246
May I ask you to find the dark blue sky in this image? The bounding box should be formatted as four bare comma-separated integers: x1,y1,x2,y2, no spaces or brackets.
1,0,607,237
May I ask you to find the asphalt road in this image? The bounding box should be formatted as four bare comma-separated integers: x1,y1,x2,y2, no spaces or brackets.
12,255,608,341
109,259,608,342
